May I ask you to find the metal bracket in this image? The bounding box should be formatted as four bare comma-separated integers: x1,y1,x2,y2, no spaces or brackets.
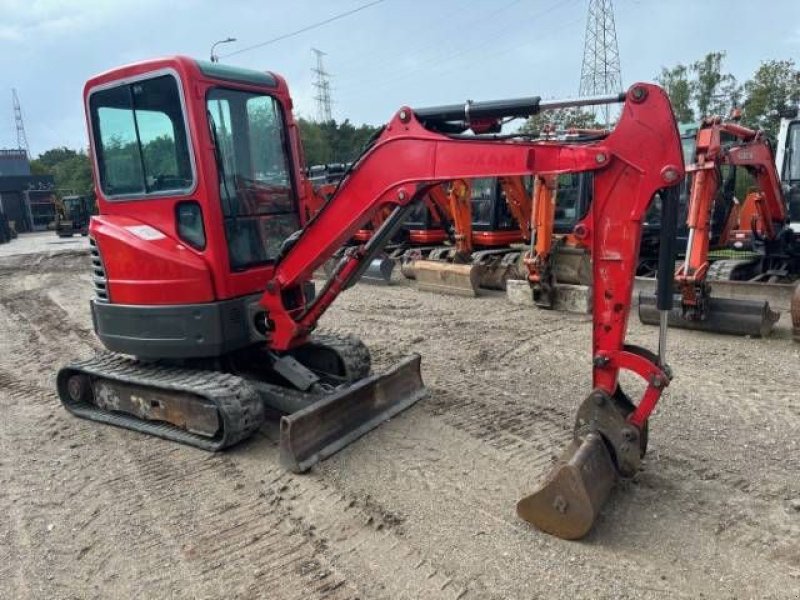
272,355,320,392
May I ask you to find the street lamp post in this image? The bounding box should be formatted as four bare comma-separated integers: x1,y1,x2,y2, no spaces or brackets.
210,37,237,63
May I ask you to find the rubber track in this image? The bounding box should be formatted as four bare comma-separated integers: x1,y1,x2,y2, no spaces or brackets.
57,353,265,451
307,332,372,382
706,258,756,281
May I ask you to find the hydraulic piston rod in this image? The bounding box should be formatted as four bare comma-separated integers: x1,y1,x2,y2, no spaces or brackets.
414,92,627,127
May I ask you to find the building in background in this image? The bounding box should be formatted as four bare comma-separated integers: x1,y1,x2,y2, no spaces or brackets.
0,149,56,232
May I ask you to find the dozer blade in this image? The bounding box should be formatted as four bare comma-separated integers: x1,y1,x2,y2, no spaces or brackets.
279,354,426,473
638,293,780,337
359,257,395,285
517,433,617,540
413,260,480,296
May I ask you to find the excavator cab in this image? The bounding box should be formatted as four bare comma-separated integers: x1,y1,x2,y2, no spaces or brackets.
59,57,426,470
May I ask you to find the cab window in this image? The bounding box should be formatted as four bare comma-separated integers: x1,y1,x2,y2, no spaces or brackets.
89,74,193,197
206,88,298,269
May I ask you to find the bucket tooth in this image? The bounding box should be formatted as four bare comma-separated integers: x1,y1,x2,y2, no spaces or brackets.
517,433,617,540
279,354,426,473
638,292,779,337
413,260,481,296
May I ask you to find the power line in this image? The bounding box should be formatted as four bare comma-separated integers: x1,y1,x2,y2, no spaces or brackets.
223,0,386,58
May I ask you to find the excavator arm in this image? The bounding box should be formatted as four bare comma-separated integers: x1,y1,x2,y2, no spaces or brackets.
523,174,558,306
663,117,787,332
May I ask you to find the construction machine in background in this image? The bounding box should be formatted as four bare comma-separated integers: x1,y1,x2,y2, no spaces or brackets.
55,194,95,237
639,115,800,337
775,105,800,341
406,176,533,295
56,56,685,539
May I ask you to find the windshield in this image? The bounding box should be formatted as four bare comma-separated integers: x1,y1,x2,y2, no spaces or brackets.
206,88,298,270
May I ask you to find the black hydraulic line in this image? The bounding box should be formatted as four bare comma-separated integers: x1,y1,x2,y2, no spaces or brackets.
414,92,625,126
344,202,418,289
656,186,680,312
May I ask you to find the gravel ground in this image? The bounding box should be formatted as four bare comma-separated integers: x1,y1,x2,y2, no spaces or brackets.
0,246,798,600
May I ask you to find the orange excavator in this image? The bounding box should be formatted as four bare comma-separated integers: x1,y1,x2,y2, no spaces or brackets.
639,115,799,336
404,176,532,295
56,56,686,540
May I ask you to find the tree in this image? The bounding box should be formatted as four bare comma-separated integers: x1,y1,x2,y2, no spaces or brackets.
297,118,381,166
657,64,694,123
520,108,600,134
691,51,739,118
742,59,800,138
30,147,93,195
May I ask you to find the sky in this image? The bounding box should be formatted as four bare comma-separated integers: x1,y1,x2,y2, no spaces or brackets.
1,0,799,156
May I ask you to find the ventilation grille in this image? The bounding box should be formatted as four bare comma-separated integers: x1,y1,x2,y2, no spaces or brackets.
89,237,109,302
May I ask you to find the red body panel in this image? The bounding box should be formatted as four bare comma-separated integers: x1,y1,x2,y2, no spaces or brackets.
92,216,214,304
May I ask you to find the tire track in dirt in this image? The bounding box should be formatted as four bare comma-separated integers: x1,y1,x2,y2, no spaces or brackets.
0,387,193,598
0,371,359,599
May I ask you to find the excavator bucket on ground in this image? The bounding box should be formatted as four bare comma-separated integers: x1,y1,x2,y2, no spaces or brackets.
316,256,395,285
516,434,616,540
517,389,646,539
360,256,396,284
412,259,481,296
638,293,780,337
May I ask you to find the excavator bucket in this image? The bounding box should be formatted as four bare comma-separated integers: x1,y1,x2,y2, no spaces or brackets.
517,389,645,540
279,354,426,472
359,256,395,284
638,293,779,337
315,256,395,285
517,433,617,540
413,259,481,296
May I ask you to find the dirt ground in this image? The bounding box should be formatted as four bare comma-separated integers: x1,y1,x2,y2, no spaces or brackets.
0,231,88,258
1,243,799,600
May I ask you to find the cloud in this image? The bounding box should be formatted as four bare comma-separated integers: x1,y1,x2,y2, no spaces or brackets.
0,25,23,42
0,0,187,43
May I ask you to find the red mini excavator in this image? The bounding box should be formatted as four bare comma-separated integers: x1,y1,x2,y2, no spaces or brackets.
57,56,684,539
